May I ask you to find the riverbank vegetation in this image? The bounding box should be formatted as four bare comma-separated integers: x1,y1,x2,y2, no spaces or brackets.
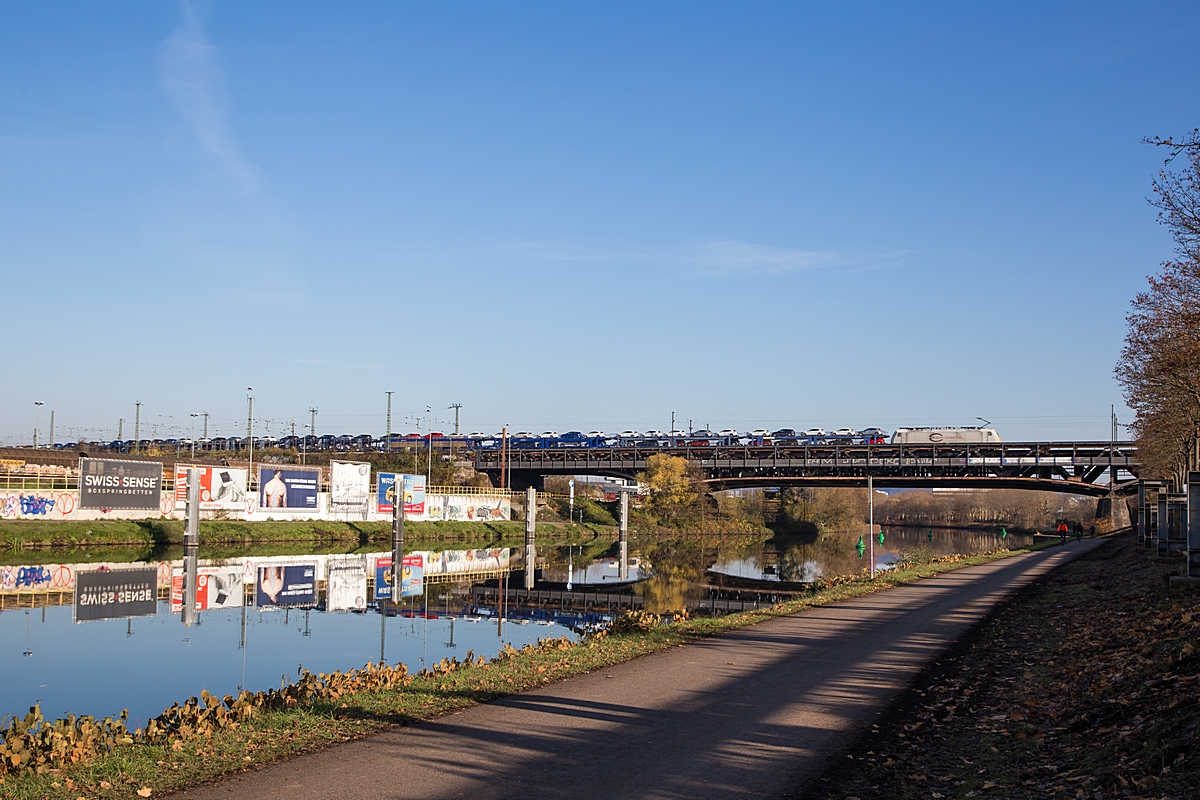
0,543,1044,800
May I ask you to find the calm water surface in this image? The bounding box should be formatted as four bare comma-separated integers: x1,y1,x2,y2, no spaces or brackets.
1,597,573,727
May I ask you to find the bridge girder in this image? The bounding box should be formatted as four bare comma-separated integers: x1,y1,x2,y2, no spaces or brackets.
476,440,1140,497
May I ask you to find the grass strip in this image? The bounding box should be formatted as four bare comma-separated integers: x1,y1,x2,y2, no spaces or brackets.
0,541,1060,800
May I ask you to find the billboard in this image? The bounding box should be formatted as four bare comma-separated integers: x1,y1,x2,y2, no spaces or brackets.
174,466,248,511
330,461,371,513
79,458,163,511
326,557,368,612
170,566,244,612
259,468,320,510
373,554,424,601
255,562,318,608
377,473,425,515
74,568,158,622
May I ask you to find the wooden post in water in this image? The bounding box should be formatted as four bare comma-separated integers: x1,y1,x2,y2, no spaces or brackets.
524,487,537,590
619,491,629,581
183,467,200,627
391,474,404,604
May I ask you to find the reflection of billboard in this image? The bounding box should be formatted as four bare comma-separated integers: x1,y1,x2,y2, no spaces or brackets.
74,568,158,622
170,566,244,612
330,461,371,508
422,548,510,577
259,468,319,510
174,466,248,511
374,554,423,601
79,458,162,511
377,474,425,515
326,558,367,611
256,563,317,608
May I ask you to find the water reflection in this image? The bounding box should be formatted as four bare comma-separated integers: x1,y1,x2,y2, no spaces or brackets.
1,586,575,728
1,528,1032,725
708,527,1034,585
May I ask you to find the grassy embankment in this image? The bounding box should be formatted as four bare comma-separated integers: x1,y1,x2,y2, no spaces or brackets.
0,541,1058,800
0,519,613,554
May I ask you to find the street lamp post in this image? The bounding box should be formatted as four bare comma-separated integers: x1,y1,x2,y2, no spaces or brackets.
426,406,433,487
190,414,199,458
246,389,255,492
33,402,43,448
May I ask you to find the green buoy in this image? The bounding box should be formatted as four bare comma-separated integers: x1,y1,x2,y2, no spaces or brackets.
856,536,865,559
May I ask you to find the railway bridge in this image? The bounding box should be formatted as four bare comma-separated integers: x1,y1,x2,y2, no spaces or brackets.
474,440,1140,497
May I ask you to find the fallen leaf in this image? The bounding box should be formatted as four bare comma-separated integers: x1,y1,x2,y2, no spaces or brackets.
137,789,152,797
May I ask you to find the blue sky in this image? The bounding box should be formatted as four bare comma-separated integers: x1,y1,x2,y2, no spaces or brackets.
2,2,1195,444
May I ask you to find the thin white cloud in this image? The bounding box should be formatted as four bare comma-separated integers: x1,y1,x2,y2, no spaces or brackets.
511,239,907,276
292,359,384,370
159,2,257,190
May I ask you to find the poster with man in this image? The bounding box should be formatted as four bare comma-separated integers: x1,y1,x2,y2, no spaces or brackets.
255,562,318,608
174,466,248,511
258,467,320,510
376,473,425,515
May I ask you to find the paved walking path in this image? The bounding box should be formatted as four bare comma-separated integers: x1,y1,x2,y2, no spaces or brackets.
180,540,1105,800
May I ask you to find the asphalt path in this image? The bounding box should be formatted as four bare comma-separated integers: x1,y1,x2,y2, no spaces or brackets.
179,539,1105,800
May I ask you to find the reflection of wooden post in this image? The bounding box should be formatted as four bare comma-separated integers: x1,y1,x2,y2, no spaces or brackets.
524,487,537,590
183,468,200,627
619,491,629,581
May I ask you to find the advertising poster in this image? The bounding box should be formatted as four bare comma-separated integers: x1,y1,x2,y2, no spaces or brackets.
326,557,368,611
258,468,320,510
74,568,158,622
330,461,371,508
78,458,163,511
377,473,425,515
174,466,248,511
402,475,425,515
374,554,423,601
442,495,511,522
170,566,244,612
255,563,317,608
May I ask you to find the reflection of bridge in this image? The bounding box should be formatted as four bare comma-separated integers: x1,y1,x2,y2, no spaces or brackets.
476,441,1140,496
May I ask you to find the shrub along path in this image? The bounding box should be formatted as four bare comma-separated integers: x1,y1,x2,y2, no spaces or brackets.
172,541,1104,800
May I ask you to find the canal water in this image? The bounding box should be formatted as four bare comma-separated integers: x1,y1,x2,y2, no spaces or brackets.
1,528,1025,727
